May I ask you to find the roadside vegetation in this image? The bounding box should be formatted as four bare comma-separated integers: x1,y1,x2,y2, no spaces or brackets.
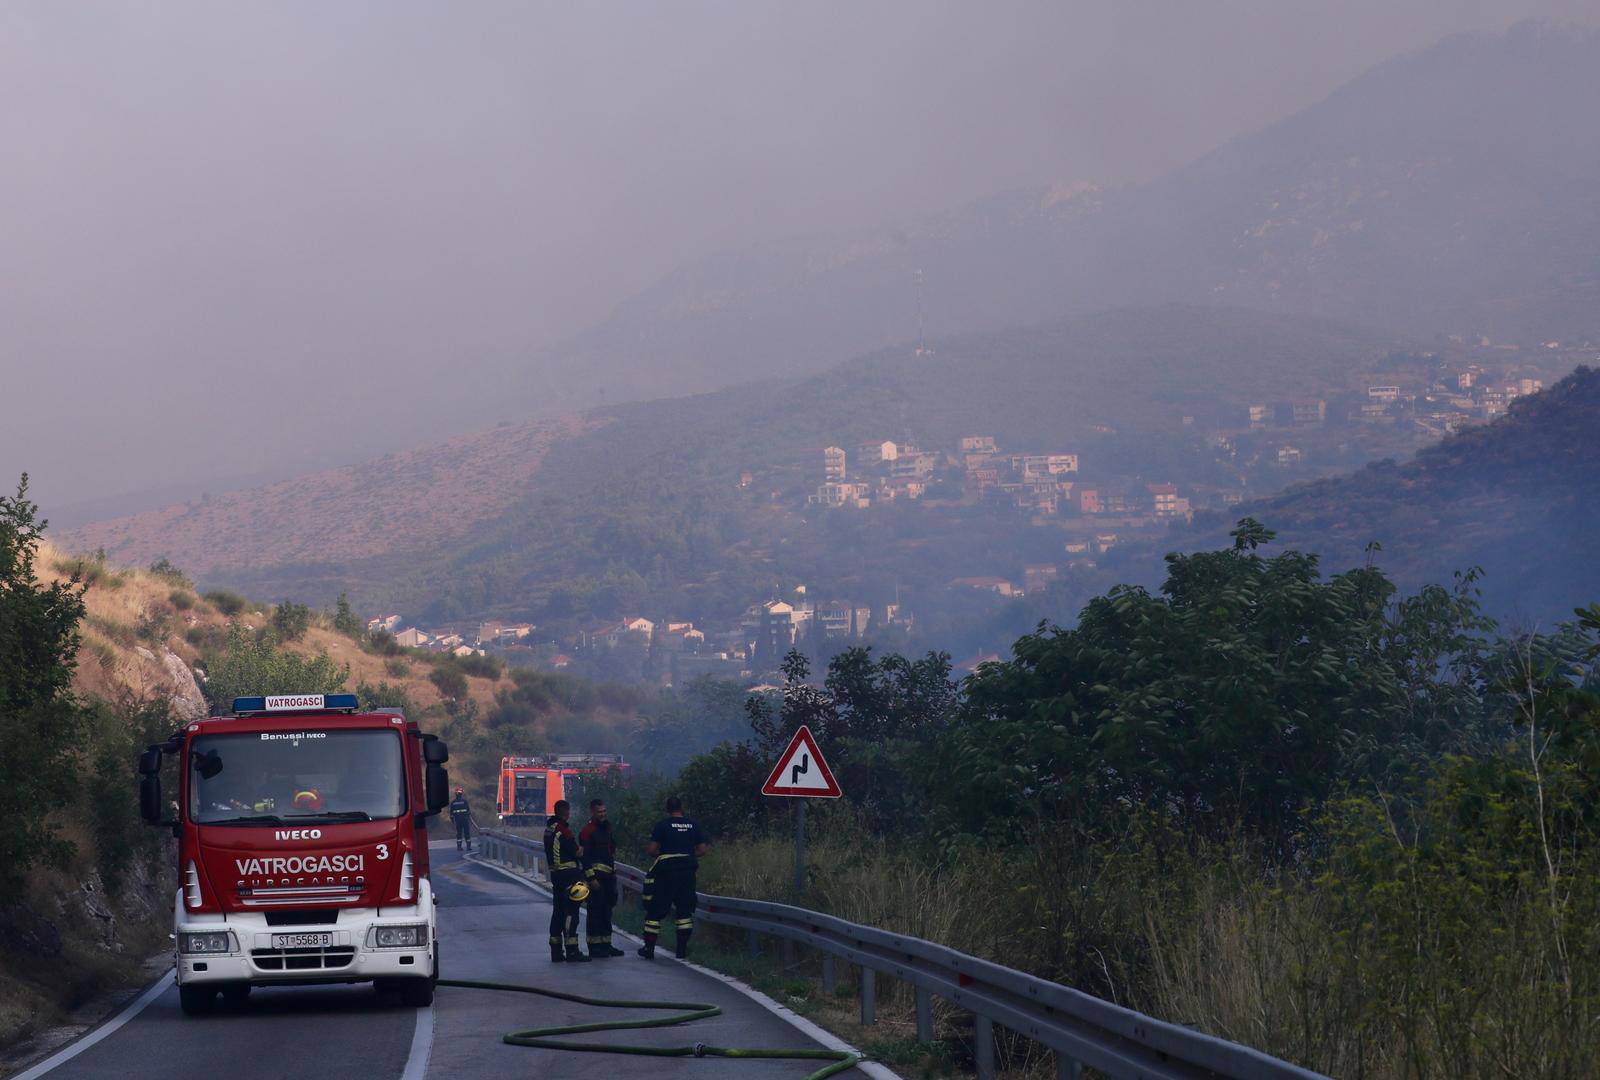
609,519,1600,1078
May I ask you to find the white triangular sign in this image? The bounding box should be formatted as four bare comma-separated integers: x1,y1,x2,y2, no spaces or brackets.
761,725,842,798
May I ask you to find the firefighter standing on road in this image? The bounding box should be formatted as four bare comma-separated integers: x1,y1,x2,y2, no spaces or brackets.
544,800,590,963
449,787,474,852
578,798,624,958
637,796,709,961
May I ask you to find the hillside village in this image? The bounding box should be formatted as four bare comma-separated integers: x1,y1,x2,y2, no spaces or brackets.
362,346,1582,688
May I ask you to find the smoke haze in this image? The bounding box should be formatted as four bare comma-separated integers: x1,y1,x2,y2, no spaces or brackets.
1,0,1590,516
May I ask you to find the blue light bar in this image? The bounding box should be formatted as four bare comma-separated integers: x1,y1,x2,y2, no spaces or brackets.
231,693,361,715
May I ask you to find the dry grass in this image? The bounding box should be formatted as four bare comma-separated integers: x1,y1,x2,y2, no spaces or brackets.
285,625,515,715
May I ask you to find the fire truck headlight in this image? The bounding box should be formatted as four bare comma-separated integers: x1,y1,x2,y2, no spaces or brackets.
367,925,429,949
180,932,236,955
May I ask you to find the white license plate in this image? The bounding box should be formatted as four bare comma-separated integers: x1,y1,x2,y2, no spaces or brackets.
272,932,332,949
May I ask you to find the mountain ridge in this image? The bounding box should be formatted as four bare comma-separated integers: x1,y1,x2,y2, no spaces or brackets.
520,20,1600,409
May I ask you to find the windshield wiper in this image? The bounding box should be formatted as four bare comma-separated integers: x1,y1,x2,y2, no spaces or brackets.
288,811,373,823
203,815,285,826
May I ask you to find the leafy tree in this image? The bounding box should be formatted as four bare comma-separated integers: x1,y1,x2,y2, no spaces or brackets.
271,600,311,641
429,665,469,702
947,519,1495,844
0,475,88,898
202,624,348,710
332,592,364,638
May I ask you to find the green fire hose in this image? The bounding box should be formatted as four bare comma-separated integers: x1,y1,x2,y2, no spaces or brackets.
437,977,864,1079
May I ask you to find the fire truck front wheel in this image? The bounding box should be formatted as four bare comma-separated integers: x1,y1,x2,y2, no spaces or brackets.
398,977,435,1007
178,985,217,1016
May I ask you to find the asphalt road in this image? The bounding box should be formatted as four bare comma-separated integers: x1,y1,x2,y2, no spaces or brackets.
21,843,852,1080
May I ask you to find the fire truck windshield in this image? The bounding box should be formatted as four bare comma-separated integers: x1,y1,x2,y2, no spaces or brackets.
189,729,406,825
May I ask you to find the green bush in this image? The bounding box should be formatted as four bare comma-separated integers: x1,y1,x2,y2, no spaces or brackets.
429,666,469,701
168,589,195,611
203,589,247,616
147,558,190,586
271,600,311,642
202,624,348,710
385,657,411,677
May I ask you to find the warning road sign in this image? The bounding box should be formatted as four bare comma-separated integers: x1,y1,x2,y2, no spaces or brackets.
760,725,842,798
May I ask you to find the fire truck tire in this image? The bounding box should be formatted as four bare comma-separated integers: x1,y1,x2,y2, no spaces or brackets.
178,985,217,1016
398,978,434,1007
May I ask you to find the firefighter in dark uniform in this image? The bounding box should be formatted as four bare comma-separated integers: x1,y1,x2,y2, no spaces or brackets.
578,798,624,958
543,800,590,962
638,795,709,961
449,787,473,851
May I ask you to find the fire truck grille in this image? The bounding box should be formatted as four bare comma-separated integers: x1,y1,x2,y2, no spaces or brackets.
251,946,357,971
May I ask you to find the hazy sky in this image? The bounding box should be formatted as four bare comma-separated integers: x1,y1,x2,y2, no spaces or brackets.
2,0,1592,517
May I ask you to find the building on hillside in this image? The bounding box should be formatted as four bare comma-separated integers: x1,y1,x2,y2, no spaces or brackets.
809,481,871,508
1094,533,1120,553
1023,564,1059,592
812,600,859,639
393,627,430,649
1368,386,1401,403
948,576,1017,597
745,601,813,663
1276,445,1303,467
880,475,927,501
1290,399,1327,425
857,440,899,463
475,620,505,645
658,622,706,651
959,435,997,454
367,614,402,634
1018,453,1078,476
889,451,940,479
671,653,749,682
1147,483,1191,520
1076,486,1102,514
1248,404,1270,428
822,446,847,480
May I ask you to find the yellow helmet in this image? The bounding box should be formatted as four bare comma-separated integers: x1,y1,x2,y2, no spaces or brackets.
567,880,590,903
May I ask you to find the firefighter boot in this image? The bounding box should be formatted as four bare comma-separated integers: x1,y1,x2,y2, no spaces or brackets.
550,941,565,963
674,929,692,960
566,946,591,963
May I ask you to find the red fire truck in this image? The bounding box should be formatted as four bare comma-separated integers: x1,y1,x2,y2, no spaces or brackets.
496,753,628,824
138,693,450,1015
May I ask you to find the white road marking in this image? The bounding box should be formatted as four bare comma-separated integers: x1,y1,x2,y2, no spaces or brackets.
461,853,901,1079
400,1002,435,1080
10,970,173,1080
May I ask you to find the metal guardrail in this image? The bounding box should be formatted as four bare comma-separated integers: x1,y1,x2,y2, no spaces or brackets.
474,828,1326,1080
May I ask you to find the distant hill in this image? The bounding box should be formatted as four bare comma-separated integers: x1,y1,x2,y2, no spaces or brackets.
527,21,1600,407
1163,366,1600,625
63,416,587,584
60,305,1404,619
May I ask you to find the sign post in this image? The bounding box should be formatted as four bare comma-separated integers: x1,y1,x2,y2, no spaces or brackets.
760,725,842,896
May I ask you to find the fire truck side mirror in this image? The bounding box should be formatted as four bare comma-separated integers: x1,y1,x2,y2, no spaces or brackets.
425,764,449,813
138,747,162,775
139,773,163,825
422,737,449,765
